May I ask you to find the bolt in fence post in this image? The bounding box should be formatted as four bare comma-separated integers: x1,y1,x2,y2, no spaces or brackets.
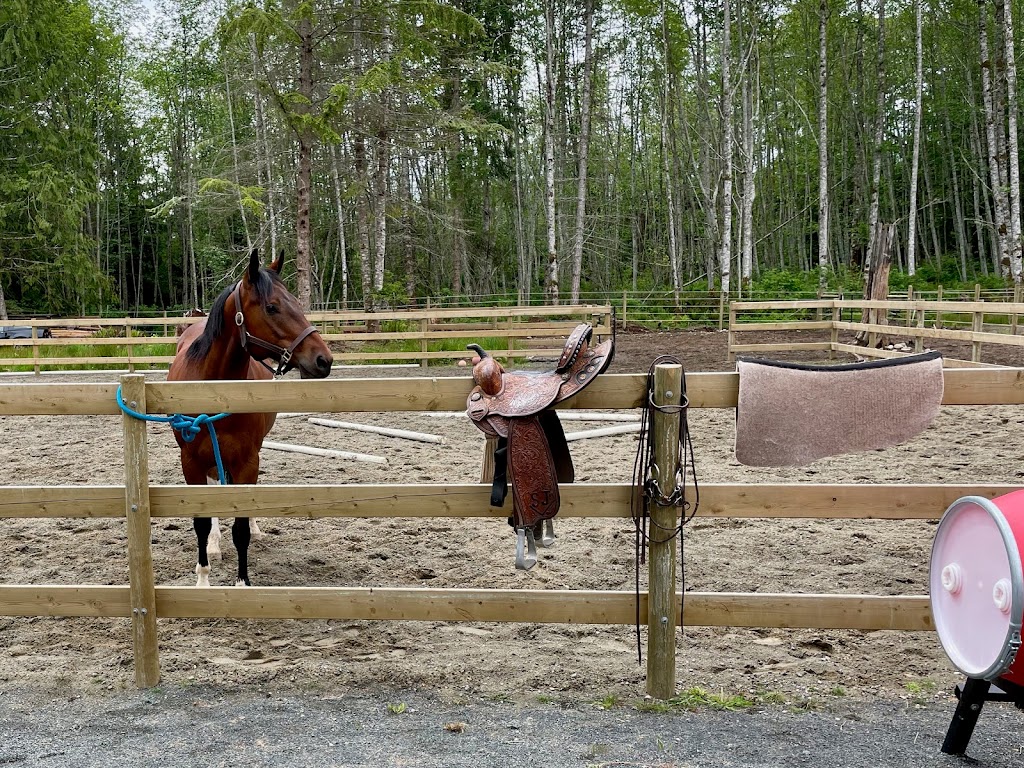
120,373,160,688
647,362,682,700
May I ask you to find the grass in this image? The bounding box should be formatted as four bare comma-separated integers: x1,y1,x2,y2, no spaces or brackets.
635,687,756,713
354,334,525,365
0,336,175,372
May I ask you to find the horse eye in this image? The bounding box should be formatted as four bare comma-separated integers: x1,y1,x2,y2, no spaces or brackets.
265,304,278,315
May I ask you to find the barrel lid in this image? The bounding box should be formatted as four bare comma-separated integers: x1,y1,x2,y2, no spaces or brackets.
930,496,1024,680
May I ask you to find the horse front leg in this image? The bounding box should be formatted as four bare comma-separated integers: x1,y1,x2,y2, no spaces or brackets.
182,460,216,586
232,518,252,587
232,460,261,587
194,517,213,587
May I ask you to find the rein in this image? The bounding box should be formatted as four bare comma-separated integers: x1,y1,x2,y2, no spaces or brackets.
630,354,699,663
116,386,230,485
231,281,318,377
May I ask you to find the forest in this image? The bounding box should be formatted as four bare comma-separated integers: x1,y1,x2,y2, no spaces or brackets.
2,0,1023,317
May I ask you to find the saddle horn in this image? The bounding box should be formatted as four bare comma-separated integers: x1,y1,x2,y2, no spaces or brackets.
467,343,503,396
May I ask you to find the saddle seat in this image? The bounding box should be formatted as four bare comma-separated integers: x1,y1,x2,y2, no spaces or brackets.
466,323,614,569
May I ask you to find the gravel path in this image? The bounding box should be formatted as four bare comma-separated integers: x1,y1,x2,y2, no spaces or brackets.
1,685,1021,768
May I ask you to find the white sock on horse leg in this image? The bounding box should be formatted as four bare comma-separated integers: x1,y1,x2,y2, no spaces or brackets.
249,519,263,539
195,563,211,587
206,515,222,560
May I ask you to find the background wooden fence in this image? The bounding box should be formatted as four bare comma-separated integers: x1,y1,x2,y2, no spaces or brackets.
729,298,1024,366
0,305,614,373
1,367,1023,694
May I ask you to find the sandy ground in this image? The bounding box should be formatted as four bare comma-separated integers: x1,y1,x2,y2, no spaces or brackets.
0,328,1021,715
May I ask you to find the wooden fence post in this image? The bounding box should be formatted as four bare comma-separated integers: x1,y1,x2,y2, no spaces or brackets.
480,436,497,484
647,362,682,700
915,302,925,353
31,326,39,375
120,374,160,687
419,318,429,368
727,303,736,363
622,290,627,329
936,285,944,329
905,285,914,328
972,310,984,363
830,302,840,359
1013,283,1022,336
125,319,135,373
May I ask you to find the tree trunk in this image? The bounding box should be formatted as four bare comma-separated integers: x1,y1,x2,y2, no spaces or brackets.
373,129,389,294
250,37,276,255
569,0,596,304
906,0,923,276
661,0,681,306
400,151,415,303
329,144,349,309
857,222,895,347
719,0,734,298
223,60,251,251
866,0,886,283
543,0,559,304
740,11,758,291
980,0,1011,276
294,15,314,310
999,0,1023,280
817,0,829,290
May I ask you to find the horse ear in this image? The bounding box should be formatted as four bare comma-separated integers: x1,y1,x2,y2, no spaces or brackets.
269,250,284,274
246,248,260,283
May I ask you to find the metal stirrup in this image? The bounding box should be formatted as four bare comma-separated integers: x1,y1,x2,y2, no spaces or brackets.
515,528,538,570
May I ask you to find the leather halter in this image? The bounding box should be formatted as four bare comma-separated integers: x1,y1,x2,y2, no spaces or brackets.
231,281,318,377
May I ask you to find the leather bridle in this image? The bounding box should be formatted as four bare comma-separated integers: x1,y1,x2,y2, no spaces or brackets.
231,281,318,377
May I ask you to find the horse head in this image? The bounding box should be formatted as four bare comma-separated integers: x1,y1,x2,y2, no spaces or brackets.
233,249,333,378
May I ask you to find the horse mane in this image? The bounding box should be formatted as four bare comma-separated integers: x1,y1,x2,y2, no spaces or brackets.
185,268,279,363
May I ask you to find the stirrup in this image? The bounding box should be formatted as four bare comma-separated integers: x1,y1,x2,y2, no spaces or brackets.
539,518,556,548
515,527,538,570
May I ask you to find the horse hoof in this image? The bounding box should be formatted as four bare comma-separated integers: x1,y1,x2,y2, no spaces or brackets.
196,564,211,587
235,579,249,587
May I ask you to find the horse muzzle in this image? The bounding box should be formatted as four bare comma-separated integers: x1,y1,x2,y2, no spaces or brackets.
298,350,334,379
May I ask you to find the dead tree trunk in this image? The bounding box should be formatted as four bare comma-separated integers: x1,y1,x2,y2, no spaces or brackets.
856,222,895,348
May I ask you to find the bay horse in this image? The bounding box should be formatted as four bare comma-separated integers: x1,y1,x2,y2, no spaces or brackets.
168,249,333,586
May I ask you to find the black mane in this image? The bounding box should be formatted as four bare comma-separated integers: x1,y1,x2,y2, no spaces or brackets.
184,268,280,363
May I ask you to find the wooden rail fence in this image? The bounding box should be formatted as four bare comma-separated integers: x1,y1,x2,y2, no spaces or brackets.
729,298,1024,365
1,367,1023,694
0,305,613,373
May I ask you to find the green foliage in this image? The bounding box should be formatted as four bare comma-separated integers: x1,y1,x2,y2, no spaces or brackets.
635,687,756,713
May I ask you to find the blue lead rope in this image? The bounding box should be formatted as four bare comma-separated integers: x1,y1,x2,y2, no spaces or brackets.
116,385,230,485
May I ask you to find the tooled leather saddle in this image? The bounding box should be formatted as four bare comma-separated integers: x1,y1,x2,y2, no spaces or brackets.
466,323,614,569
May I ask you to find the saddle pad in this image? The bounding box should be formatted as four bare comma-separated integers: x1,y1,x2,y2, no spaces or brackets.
735,351,944,467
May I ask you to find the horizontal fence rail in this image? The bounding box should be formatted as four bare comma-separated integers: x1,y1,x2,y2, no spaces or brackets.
1,366,1022,691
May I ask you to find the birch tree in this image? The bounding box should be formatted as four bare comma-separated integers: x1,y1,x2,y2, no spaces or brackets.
906,0,923,276
719,0,734,298
817,0,829,290
543,0,559,303
569,0,596,304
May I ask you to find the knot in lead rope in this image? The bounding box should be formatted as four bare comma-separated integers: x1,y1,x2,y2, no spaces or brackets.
116,385,230,485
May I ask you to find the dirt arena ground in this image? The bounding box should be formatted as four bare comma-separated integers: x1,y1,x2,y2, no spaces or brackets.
0,325,1022,716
